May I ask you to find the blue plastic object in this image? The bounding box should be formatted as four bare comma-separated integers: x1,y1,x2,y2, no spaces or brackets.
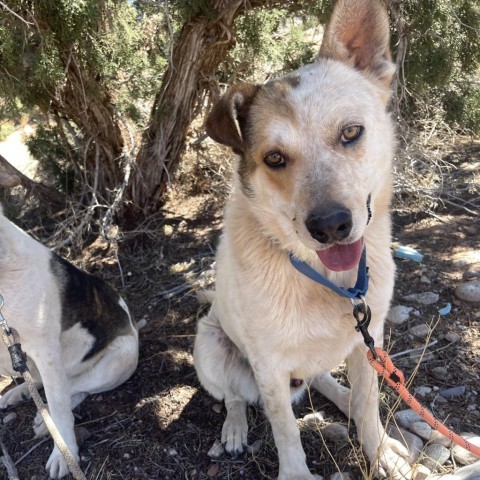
438,303,451,316
394,246,424,263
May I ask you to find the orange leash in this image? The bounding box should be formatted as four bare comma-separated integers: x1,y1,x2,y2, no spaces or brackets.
367,347,480,458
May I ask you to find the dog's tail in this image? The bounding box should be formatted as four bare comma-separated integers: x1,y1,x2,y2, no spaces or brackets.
196,289,215,305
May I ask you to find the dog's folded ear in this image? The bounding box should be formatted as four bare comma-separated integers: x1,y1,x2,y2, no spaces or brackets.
206,84,259,155
318,0,395,88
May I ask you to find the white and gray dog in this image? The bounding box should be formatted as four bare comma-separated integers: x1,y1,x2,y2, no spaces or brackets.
0,205,139,478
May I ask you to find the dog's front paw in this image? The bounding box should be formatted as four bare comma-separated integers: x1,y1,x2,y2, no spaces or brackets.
221,404,248,456
0,383,31,408
374,436,413,480
46,445,80,479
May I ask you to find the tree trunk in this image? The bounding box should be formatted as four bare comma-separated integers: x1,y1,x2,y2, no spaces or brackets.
129,0,289,214
51,54,126,205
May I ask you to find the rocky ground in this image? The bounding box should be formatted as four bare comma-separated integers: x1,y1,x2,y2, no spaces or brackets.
0,135,478,479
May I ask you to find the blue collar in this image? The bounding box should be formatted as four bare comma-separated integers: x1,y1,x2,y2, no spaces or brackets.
289,246,369,300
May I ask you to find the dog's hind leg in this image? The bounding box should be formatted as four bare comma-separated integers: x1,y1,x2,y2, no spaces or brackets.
67,333,138,396
33,333,138,438
310,372,352,418
194,314,259,456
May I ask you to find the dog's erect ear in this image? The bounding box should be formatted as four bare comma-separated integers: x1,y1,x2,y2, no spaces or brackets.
318,0,395,87
206,84,260,155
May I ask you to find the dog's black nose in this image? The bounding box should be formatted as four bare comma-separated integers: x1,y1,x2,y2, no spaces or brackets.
305,206,352,243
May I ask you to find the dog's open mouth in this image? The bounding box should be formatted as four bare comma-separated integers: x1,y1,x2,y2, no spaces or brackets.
316,238,363,272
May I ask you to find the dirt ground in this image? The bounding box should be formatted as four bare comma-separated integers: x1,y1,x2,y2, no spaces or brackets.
0,139,479,480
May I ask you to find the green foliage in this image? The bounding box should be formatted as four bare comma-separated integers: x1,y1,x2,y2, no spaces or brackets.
400,0,480,91
176,0,216,22
443,85,480,133
392,0,480,133
281,24,317,72
0,0,166,123
225,8,317,84
26,125,79,194
0,120,15,141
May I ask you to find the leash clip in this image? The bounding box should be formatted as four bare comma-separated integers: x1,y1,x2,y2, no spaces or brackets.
351,296,377,360
0,293,28,373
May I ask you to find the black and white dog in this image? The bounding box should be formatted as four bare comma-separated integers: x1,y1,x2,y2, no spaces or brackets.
0,205,139,478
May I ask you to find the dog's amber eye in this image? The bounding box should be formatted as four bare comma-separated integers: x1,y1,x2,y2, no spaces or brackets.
341,125,363,144
264,151,286,168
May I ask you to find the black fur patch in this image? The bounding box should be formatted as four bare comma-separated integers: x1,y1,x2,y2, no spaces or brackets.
50,253,132,361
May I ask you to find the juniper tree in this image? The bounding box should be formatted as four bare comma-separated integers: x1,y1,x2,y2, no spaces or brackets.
0,0,478,229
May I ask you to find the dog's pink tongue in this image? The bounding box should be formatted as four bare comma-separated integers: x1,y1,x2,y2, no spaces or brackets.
316,239,363,272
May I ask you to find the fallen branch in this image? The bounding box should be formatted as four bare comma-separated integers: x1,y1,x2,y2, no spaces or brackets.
0,427,20,480
0,153,65,209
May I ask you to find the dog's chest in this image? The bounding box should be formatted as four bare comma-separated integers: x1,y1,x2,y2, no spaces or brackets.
217,276,363,376
260,298,360,374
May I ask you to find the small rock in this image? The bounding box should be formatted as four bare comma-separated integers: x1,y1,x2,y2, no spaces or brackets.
410,351,436,364
414,464,431,480
452,433,480,465
387,425,424,463
409,324,431,337
429,460,480,479
394,409,423,429
319,423,349,442
421,443,450,470
207,439,224,458
464,265,480,280
404,292,440,305
420,275,431,284
439,385,466,398
3,412,17,424
206,463,220,477
431,367,449,381
409,421,432,441
123,453,130,459
453,258,469,268
212,403,223,414
445,332,461,343
414,386,432,397
387,305,413,325
455,282,480,303
167,448,178,456
435,395,448,405
303,411,325,428
136,318,148,329
246,439,262,454
429,429,452,447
